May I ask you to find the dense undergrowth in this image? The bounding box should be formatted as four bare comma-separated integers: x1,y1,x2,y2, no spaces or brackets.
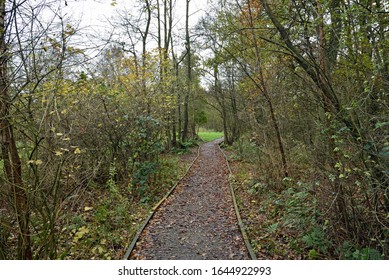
1,145,197,260
62,147,198,260
226,139,386,260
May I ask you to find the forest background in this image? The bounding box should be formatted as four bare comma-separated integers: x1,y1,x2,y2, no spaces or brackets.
0,0,387,260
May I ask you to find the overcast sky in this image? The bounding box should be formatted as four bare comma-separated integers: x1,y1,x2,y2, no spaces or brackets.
71,0,209,34
62,0,211,56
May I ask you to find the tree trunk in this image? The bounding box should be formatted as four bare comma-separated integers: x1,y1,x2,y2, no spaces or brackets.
246,0,288,177
0,0,32,259
181,0,191,142
143,0,152,116
229,67,240,142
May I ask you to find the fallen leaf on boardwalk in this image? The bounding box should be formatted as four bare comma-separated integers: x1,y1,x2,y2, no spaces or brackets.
130,142,250,260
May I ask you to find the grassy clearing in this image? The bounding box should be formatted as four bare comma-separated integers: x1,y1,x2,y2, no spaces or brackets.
198,131,223,142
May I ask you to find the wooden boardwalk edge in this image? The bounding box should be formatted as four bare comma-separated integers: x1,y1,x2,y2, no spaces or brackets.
218,142,257,260
123,145,201,260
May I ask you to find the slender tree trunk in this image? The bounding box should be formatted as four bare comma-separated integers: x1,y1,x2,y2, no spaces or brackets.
0,0,32,259
171,32,182,144
172,114,177,146
246,0,288,177
157,0,163,77
213,63,231,145
143,0,151,116
167,0,176,146
222,108,230,144
316,0,349,229
173,57,182,144
182,0,191,142
158,0,175,149
229,66,240,142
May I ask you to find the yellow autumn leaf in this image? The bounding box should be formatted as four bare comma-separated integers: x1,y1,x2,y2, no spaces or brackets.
55,151,63,156
28,159,43,165
74,147,81,154
73,226,89,242
97,246,105,254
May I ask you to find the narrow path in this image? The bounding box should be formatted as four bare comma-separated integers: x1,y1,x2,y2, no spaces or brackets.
129,140,249,260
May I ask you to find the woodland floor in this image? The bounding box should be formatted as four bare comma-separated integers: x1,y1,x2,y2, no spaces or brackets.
130,140,249,260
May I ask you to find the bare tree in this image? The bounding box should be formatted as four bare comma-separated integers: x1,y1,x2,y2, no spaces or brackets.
181,0,191,142
1,0,32,259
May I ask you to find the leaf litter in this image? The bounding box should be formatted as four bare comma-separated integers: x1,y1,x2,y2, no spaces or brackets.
130,140,249,260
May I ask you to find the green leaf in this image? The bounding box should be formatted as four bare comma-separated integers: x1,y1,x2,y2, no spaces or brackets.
378,146,389,159
308,249,319,260
375,122,389,129
267,222,278,233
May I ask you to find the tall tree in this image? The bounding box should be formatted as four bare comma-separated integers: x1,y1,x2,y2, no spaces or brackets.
181,0,191,142
239,0,288,177
259,0,388,224
1,0,32,259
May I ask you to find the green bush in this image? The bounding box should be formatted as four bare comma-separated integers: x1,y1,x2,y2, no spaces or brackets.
302,227,332,255
338,241,383,260
283,184,318,230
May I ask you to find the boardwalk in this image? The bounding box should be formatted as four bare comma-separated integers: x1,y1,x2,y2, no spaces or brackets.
129,140,249,260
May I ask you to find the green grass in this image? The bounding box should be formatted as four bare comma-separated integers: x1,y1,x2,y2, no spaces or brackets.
198,131,224,142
